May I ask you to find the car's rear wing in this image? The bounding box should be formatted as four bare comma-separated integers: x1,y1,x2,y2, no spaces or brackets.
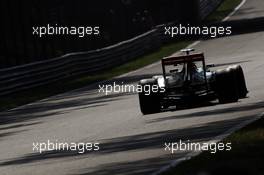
162,53,205,66
161,52,208,89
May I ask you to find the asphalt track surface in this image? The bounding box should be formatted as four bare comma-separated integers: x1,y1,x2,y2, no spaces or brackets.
1,0,264,174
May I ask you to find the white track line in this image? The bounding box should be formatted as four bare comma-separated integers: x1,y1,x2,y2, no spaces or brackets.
151,0,248,174
222,0,247,22
186,41,201,49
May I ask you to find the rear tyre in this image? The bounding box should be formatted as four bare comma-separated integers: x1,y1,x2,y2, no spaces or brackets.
138,79,161,115
215,68,239,103
230,65,248,98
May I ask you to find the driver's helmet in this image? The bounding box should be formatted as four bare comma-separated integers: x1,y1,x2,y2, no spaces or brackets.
187,62,197,73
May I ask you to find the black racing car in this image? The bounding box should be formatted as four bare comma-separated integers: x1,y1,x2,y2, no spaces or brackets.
138,48,248,115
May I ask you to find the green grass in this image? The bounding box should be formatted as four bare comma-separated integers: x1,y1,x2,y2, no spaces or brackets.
162,117,264,175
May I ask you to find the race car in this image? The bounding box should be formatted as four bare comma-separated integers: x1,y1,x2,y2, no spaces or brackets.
138,48,248,115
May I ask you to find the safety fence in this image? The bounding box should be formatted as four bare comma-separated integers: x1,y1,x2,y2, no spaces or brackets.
0,0,228,96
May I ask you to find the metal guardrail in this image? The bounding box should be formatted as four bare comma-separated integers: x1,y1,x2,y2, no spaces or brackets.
0,0,225,96
0,29,161,96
